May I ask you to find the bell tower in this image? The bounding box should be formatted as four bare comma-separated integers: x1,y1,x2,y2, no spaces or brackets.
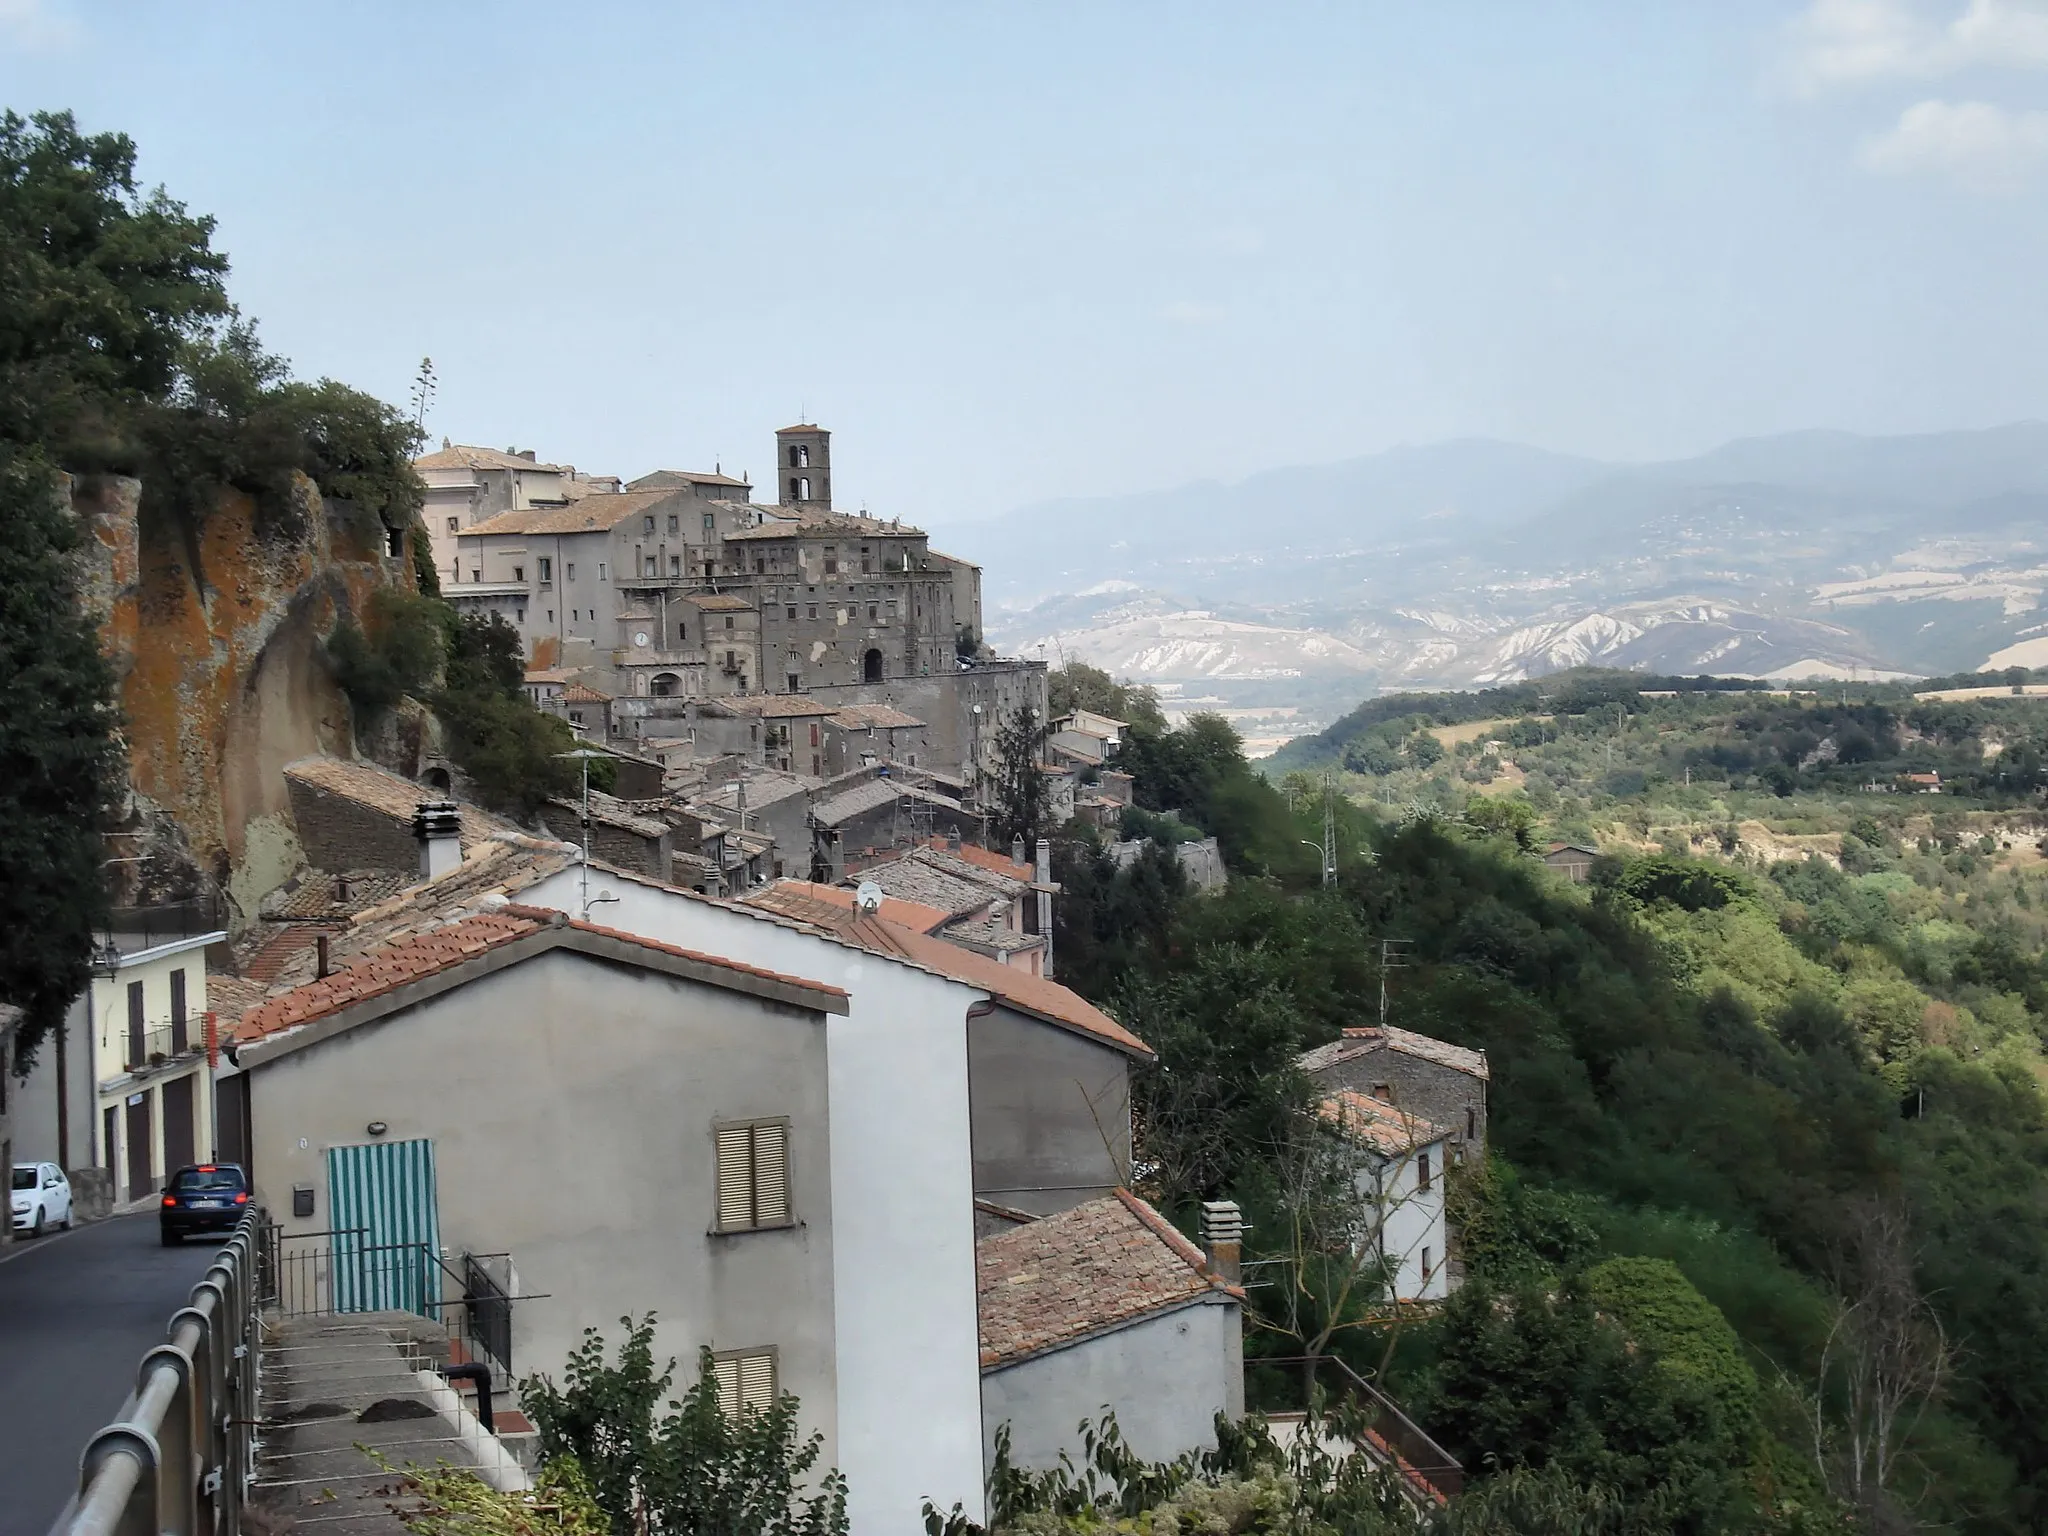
775,423,831,513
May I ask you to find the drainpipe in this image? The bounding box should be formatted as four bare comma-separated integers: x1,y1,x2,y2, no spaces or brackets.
1035,838,1054,979
442,1361,495,1434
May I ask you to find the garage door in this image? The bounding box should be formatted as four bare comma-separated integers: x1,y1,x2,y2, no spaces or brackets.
327,1138,440,1316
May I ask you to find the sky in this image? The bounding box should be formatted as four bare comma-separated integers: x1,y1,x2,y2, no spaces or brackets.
2,1,2045,532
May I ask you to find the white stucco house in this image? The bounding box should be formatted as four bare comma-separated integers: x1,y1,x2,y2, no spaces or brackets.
1316,1089,1453,1304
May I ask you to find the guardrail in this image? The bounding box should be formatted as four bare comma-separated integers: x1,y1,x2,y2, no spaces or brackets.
1247,1353,1463,1502
52,1209,260,1536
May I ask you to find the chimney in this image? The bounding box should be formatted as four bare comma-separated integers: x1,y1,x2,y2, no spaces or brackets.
519,449,537,462
1011,834,1026,867
333,873,350,904
413,800,463,880
315,934,331,980
1200,1201,1242,1285
947,832,961,853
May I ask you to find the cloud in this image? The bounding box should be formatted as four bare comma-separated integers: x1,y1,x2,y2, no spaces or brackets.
1781,0,2048,93
1859,96,2048,185
0,0,79,50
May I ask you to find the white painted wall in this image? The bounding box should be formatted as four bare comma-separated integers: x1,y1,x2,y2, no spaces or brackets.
1361,1136,1450,1302
523,866,989,1534
981,1298,1242,1470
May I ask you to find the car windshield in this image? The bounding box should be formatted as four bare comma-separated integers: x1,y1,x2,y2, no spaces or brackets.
10,1168,34,1191
171,1167,243,1192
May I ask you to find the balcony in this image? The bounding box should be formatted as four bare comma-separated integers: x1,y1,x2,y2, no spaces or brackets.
99,896,226,967
120,1019,204,1076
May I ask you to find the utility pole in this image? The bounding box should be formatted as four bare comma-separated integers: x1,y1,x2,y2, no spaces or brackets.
1378,938,1412,1029
1301,771,1338,886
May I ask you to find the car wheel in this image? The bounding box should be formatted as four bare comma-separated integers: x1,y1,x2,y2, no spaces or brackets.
160,1229,179,1247
30,1208,44,1238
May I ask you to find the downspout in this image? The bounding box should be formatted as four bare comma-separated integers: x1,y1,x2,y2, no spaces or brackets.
442,1360,495,1434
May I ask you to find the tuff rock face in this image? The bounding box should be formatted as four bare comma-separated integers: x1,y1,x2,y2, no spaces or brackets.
69,471,419,927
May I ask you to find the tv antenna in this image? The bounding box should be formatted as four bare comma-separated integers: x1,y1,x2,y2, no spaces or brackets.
555,746,622,919
1378,938,1413,1028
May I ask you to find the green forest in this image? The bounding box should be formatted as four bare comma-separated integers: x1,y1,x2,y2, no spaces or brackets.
1048,661,2048,1534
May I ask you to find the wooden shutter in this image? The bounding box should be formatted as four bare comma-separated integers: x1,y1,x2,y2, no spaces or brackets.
751,1123,789,1226
715,1126,754,1231
714,1349,777,1417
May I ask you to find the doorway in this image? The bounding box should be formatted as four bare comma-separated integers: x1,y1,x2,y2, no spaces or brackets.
327,1138,441,1316
124,1092,152,1200
162,1074,195,1176
863,648,883,683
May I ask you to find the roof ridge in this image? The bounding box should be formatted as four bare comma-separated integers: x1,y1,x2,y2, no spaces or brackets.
1112,1188,1243,1297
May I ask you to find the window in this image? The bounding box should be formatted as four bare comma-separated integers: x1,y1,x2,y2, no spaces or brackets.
547,610,554,623
867,603,878,621
643,516,656,533
887,600,898,617
1417,1150,1432,1190
1421,1246,1433,1278
1466,1107,1476,1139
806,605,817,620
512,565,524,582
599,562,607,579
669,555,682,576
787,605,798,621
823,557,838,575
537,557,552,582
1372,1082,1392,1101
566,563,575,581
644,557,658,577
705,513,716,532
724,616,735,630
714,1348,777,1417
667,514,680,534
715,1120,790,1231
126,980,144,1067
798,476,811,500
446,516,459,532
808,722,820,748
677,621,687,641
515,607,526,624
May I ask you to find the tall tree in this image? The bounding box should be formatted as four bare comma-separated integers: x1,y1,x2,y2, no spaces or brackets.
988,703,1051,848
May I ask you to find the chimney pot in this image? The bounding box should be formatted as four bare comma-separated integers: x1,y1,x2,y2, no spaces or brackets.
1200,1200,1243,1286
414,799,463,880
1012,835,1026,867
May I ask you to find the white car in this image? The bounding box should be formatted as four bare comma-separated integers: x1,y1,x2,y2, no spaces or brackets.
10,1162,73,1237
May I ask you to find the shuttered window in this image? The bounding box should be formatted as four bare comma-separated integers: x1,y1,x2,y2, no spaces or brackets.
714,1120,791,1231
713,1348,777,1417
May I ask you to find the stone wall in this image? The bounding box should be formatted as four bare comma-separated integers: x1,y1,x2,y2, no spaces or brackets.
286,778,421,877
1312,1051,1487,1161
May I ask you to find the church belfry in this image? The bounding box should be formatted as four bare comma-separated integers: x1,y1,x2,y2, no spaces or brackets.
775,424,831,512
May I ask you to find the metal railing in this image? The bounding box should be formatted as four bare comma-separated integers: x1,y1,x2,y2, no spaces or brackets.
120,1021,201,1075
101,896,224,956
1248,1353,1463,1501
53,1210,260,1536
263,1224,531,1382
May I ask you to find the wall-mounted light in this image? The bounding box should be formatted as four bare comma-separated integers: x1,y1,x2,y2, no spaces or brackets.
366,1121,388,1137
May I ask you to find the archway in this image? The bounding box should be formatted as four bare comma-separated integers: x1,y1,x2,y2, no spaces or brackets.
423,766,452,793
650,672,681,698
863,648,884,683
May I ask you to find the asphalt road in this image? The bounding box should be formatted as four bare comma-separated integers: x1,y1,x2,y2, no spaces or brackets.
0,1214,224,1536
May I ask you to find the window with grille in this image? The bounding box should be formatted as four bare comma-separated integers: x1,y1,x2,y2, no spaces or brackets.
713,1348,777,1416
715,1120,790,1231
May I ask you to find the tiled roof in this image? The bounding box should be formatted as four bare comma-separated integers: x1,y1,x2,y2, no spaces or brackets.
719,695,838,718
1315,1090,1449,1155
723,513,923,542
1299,1026,1489,1083
828,703,925,730
267,869,410,920
561,682,612,704
810,778,902,827
524,668,570,686
686,593,754,611
415,446,566,474
776,423,827,435
976,1190,1238,1368
203,973,267,1022
853,858,998,917
236,904,847,1047
744,879,951,935
628,469,751,491
943,917,1045,955
736,884,1151,1058
936,839,1034,882
465,490,683,537
282,758,522,852
223,837,580,1019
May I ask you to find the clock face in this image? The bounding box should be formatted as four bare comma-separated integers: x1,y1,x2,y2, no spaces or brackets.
634,632,650,647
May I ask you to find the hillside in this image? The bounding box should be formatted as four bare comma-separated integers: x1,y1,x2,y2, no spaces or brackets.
960,425,2048,741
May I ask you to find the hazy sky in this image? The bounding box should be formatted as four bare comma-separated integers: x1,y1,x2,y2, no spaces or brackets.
3,1,2045,530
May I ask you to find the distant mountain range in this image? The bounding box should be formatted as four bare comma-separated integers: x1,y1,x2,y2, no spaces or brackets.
945,424,2048,736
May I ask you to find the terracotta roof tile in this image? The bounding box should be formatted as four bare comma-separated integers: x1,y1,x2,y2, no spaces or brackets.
1300,1026,1489,1082
736,882,1150,1058
976,1190,1239,1368
415,445,567,474
236,902,847,1046
744,879,951,935
1315,1089,1449,1155
465,489,684,537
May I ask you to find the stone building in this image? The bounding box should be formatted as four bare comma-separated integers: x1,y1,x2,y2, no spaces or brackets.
415,443,620,591
1298,1027,1489,1164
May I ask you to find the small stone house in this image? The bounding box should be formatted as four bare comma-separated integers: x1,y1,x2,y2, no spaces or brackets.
1315,1090,1453,1303
1541,842,1599,882
1298,1026,1489,1164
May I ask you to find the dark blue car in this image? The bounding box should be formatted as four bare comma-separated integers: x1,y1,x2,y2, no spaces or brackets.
160,1164,249,1245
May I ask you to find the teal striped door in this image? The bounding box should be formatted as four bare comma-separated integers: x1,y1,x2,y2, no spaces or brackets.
327,1139,440,1316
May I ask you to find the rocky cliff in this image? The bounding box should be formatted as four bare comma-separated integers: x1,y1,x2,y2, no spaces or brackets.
71,473,420,926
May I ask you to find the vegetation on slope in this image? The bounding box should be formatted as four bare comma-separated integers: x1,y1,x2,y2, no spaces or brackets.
1050,661,2048,1533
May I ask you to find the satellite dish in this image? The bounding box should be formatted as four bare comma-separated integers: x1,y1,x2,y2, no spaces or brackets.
854,881,884,914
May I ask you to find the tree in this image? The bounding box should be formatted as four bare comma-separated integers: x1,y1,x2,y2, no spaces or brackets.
988,703,1050,847
1806,1201,1952,1531
1047,659,1166,734
432,613,579,814
0,448,118,1060
522,1316,848,1536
